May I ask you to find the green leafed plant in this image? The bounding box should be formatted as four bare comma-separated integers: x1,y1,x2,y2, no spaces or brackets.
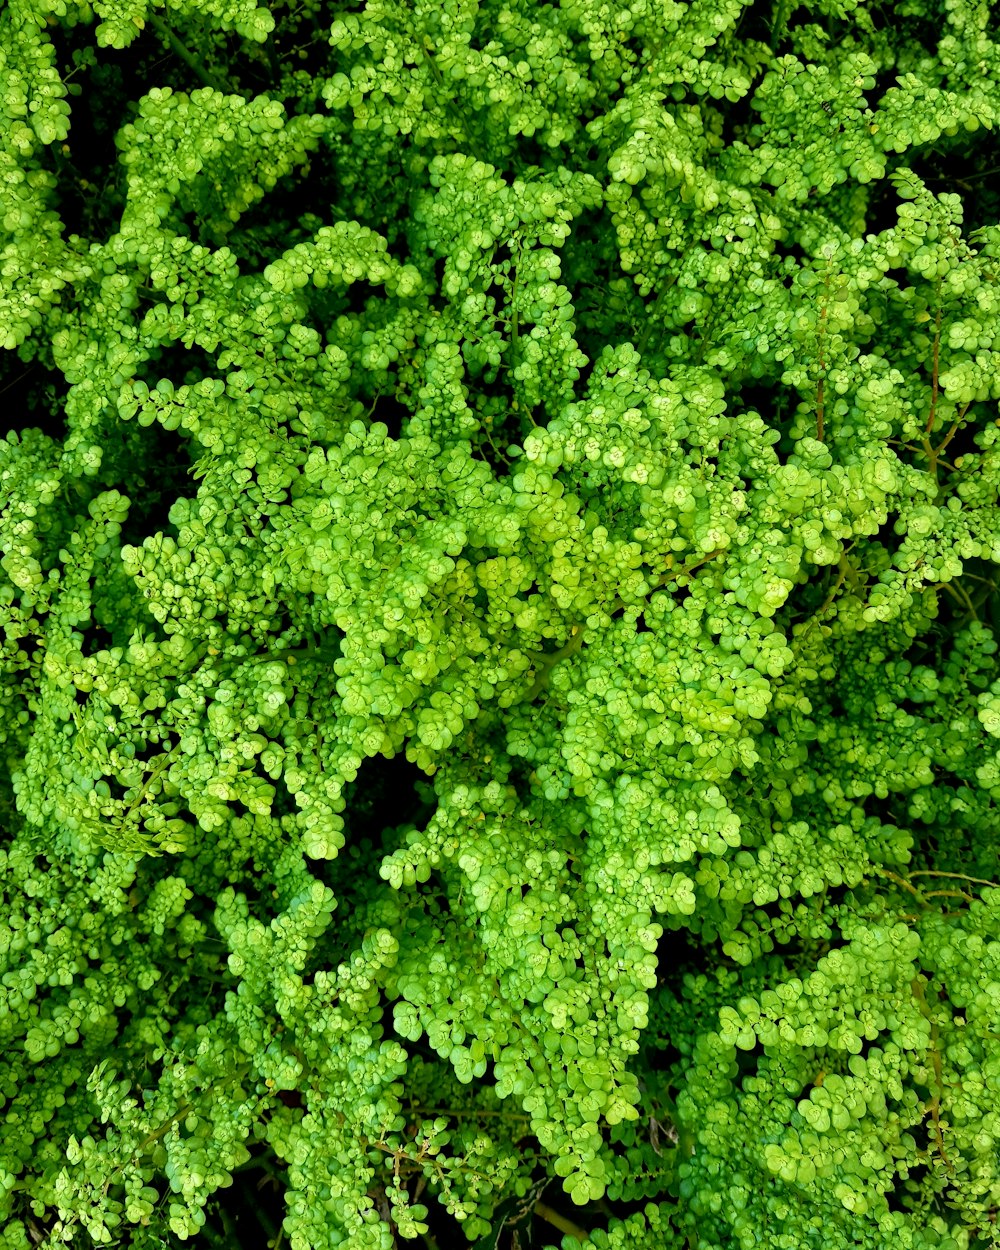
3,0,1000,1247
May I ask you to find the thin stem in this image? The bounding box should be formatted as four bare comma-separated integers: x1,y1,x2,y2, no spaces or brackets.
922,888,975,904
941,579,978,622
509,239,523,353
653,548,726,591
923,300,943,440
0,364,37,396
135,1102,192,1155
522,626,585,702
241,1175,280,1243
148,14,230,93
910,976,953,1172
410,1107,531,1121
937,401,972,457
873,868,928,906
907,870,998,888
534,1201,588,1243
815,265,831,442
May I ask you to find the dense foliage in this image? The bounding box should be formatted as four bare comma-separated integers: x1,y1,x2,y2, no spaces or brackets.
3,0,1000,1246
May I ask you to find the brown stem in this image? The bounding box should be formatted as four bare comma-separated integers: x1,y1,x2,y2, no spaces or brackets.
923,302,943,439
919,295,951,492
925,403,971,487
938,400,972,455
509,239,523,352
910,976,953,1172
873,868,929,906
907,870,999,887
922,889,975,904
815,266,831,442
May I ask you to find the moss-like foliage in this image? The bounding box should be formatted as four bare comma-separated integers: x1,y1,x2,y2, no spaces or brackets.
3,0,1000,1247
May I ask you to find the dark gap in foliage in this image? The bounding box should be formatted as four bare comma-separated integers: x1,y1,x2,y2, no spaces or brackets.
221,3,336,104
609,607,652,635
734,380,796,452
181,136,416,273
274,28,335,100
272,128,401,247
267,770,298,823
367,390,410,439
188,152,329,263
144,338,220,387
867,0,936,48
44,28,131,239
308,753,436,918
983,5,1000,43
115,420,194,550
470,377,520,477
865,798,925,858
932,408,992,468
732,1040,765,1083
641,1013,684,1078
913,820,1000,882
651,926,706,998
342,752,434,846
84,625,116,655
854,1034,879,1060
924,554,1000,640
101,772,129,805
110,1008,135,1043
774,240,808,268
230,861,266,909
868,513,903,559
732,0,791,53
506,135,558,179
484,280,510,346
864,176,904,238
573,350,598,399
885,1163,934,1214
751,905,836,971
47,12,245,241
716,66,762,150
136,18,238,96
249,606,298,650
561,206,645,397
176,835,277,933
208,1140,287,1246
778,576,832,633
0,354,69,442
303,286,356,342
47,117,126,244
908,139,1000,237
865,69,894,114
344,279,396,319
213,29,278,97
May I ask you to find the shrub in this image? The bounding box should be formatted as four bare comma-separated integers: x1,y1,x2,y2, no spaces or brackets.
2,0,1000,1247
